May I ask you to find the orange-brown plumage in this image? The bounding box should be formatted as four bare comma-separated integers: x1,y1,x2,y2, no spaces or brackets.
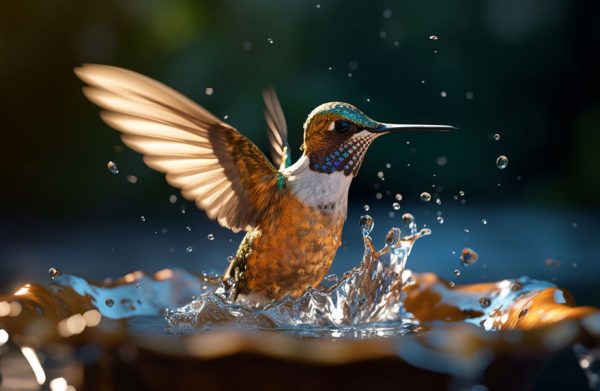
225,189,345,300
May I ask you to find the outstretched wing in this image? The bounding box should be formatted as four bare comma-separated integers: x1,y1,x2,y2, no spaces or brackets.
75,64,279,232
262,87,291,170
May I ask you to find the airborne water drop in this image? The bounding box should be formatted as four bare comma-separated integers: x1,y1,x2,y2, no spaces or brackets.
48,267,60,279
496,155,509,169
359,215,374,237
107,161,119,174
460,248,479,267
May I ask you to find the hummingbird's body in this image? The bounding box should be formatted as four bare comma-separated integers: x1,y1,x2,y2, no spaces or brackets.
225,155,351,300
76,64,452,303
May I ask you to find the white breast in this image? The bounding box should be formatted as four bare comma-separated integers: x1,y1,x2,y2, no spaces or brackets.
283,155,353,216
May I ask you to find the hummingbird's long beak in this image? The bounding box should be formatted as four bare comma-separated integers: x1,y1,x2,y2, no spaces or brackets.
370,123,457,133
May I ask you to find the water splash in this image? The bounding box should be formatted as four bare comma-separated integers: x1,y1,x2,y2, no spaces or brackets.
165,219,431,333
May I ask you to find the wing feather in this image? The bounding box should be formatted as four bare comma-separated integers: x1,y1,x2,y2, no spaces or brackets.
262,87,290,170
76,64,280,232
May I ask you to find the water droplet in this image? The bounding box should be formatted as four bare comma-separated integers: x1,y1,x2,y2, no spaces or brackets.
107,161,119,174
437,156,447,166
324,274,339,283
349,60,359,71
48,267,60,279
136,283,141,289
380,31,387,38
205,87,214,96
377,171,384,179
227,256,234,263
459,190,465,197
385,162,391,169
347,72,353,78
465,91,474,100
493,133,501,141
267,38,274,44
375,192,383,200
496,155,509,169
401,213,415,225
316,3,321,8
479,297,491,308
395,193,403,201
186,246,193,253
140,216,146,222
464,228,470,234
435,198,442,205
481,218,487,225
168,195,177,204
242,41,253,51
382,8,392,18
363,204,370,212
328,66,332,71
392,202,401,210
385,227,402,248
449,281,455,288
207,234,215,241
359,215,374,236
440,91,447,98
126,175,138,184
420,80,426,84
185,226,191,231
420,192,432,202
460,248,479,267
105,298,114,307
429,35,439,40
437,216,444,224
453,269,461,276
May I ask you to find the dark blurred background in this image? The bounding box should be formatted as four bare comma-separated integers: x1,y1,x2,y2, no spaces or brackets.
1,1,599,388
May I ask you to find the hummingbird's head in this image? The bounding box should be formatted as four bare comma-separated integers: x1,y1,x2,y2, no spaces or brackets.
301,102,454,176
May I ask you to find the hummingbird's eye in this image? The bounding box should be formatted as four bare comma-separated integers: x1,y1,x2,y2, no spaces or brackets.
334,120,355,134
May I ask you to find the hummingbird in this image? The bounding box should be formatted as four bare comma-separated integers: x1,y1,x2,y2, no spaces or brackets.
75,64,453,303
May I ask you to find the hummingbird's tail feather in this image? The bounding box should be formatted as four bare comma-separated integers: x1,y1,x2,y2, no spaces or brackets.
75,64,281,232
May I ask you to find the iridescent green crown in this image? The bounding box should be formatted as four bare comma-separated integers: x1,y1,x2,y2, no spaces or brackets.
304,102,379,130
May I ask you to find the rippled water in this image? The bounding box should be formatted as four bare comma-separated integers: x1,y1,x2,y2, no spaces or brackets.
48,216,568,339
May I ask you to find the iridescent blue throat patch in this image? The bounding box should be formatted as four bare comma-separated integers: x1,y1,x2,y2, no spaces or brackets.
310,133,378,176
